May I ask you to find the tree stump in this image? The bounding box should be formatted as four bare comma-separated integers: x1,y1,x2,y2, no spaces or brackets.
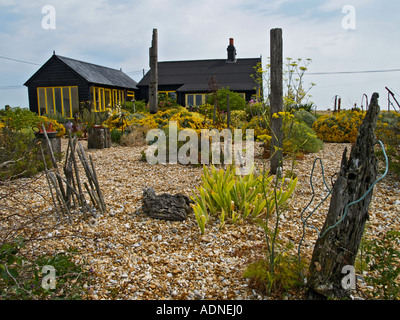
141,187,194,221
306,93,381,299
87,127,111,149
35,133,62,162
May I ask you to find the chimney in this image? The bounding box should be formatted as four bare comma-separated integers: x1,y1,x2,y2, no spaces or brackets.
227,38,237,63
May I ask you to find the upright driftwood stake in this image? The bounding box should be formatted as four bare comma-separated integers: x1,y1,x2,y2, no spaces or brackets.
270,28,283,175
307,93,381,300
149,28,158,114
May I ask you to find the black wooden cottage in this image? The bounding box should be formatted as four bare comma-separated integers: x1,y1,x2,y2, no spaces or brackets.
24,53,138,118
137,38,261,107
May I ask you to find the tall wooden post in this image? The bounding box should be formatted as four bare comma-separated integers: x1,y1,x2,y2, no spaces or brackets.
306,93,380,300
149,28,158,114
227,93,231,129
270,28,283,175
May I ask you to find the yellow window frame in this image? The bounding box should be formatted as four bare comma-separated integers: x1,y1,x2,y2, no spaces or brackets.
185,93,208,107
159,91,176,101
37,86,78,117
127,90,135,101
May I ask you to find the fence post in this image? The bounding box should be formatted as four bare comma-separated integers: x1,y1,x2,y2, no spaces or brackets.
270,28,283,175
306,93,381,300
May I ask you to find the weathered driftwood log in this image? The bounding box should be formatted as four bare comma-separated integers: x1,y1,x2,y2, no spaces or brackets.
306,92,381,300
141,187,193,221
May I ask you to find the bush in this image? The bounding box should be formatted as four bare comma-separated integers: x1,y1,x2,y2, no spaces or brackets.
243,112,323,154
0,237,90,300
120,125,149,147
0,128,50,180
362,230,400,300
110,128,123,144
191,165,297,234
293,110,317,128
0,107,39,131
245,101,266,122
207,87,246,112
284,121,324,154
313,110,400,176
43,111,69,124
312,110,364,143
375,111,400,176
243,244,306,297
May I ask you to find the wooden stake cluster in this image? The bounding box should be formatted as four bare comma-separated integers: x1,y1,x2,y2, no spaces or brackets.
40,127,106,224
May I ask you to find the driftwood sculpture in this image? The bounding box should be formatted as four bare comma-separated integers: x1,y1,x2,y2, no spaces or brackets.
306,92,381,299
141,187,193,221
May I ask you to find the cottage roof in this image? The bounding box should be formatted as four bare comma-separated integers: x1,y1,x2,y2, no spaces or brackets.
25,54,138,89
137,58,260,92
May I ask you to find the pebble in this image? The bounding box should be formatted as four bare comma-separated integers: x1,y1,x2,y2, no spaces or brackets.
4,141,397,301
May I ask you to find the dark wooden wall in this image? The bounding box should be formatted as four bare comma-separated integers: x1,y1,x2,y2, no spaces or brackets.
25,56,89,114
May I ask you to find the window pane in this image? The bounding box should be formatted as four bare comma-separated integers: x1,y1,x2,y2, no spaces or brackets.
105,90,111,109
54,88,62,115
46,88,54,114
195,94,203,106
168,92,176,101
62,87,71,118
101,88,105,111
187,94,194,107
91,87,97,111
113,90,117,107
98,88,103,111
71,87,79,117
38,88,46,116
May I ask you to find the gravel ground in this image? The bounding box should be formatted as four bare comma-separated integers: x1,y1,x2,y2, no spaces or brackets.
1,140,399,300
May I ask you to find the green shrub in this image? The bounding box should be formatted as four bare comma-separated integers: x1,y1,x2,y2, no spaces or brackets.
284,121,324,154
362,230,400,300
230,110,246,128
43,111,69,124
191,165,297,234
243,243,306,297
293,110,317,128
375,111,400,177
244,101,266,122
0,107,40,131
110,128,123,144
207,87,246,112
0,237,90,300
0,128,50,180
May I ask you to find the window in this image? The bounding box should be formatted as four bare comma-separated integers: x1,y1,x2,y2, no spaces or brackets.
185,93,208,107
92,87,125,111
195,94,203,106
105,89,112,108
37,86,79,117
54,87,62,115
70,87,79,116
159,91,176,101
46,88,54,114
186,94,194,107
38,88,46,116
127,90,135,101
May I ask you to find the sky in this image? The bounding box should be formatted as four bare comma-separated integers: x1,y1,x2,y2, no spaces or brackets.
0,0,399,111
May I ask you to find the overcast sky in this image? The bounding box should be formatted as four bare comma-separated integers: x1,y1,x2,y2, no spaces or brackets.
1,0,399,111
